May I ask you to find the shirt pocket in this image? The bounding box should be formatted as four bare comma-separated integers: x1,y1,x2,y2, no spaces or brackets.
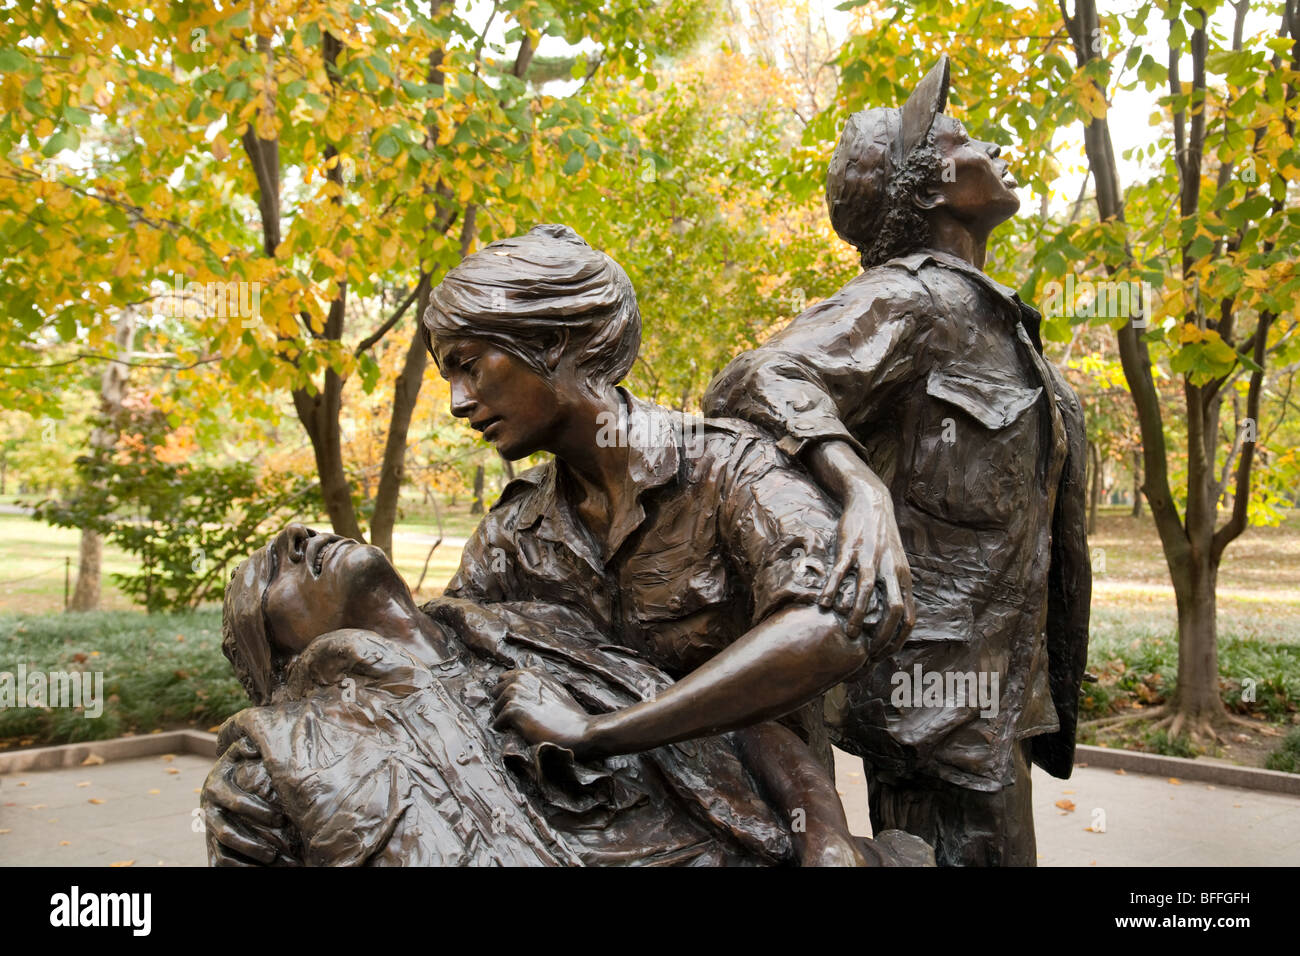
905,564,976,642
624,540,729,622
905,367,1042,528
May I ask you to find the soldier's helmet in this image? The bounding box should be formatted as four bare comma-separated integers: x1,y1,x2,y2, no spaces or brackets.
826,55,950,253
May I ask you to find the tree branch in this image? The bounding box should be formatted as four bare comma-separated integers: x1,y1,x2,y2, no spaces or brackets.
354,283,423,356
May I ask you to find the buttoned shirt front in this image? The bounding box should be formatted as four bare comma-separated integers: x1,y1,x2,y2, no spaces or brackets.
444,389,851,751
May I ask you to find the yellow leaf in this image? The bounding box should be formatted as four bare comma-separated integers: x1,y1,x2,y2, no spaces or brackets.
109,860,135,868
88,798,105,804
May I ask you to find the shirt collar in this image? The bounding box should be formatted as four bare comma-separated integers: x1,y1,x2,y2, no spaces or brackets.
890,248,1044,353
514,388,683,567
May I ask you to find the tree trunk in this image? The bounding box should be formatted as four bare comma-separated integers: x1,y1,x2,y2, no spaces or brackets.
1131,449,1143,517
471,464,485,515
292,364,365,541
69,308,135,612
370,282,433,558
69,529,102,612
1170,555,1226,731
1087,441,1101,535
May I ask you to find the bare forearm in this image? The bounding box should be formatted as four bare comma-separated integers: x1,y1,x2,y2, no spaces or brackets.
806,439,890,506
585,604,864,757
737,722,850,835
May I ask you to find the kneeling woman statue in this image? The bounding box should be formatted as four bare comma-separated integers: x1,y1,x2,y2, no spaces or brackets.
202,224,929,867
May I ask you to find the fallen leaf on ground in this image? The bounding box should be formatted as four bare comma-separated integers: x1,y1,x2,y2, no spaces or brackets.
28,804,46,809
1055,799,1076,812
81,753,104,766
166,768,180,775
148,789,160,795
59,840,70,846
75,781,90,788
0,829,11,834
1114,768,1126,775
1062,789,1075,794
88,798,105,805
161,754,175,762
109,860,134,867
16,781,28,787
1168,777,1182,785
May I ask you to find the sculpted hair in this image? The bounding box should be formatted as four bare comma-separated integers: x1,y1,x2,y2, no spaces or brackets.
221,613,270,706
422,224,641,393
221,550,286,707
860,134,944,270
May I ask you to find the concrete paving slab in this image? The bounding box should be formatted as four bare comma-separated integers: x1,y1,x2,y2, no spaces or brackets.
0,752,210,867
833,747,1300,866
2,746,1297,866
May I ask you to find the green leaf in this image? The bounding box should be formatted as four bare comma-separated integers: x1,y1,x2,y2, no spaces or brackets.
42,128,78,156
563,151,584,175
137,69,175,91
1185,236,1214,260
0,49,28,72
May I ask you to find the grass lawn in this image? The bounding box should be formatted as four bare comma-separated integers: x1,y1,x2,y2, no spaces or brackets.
2,499,1297,768
0,496,490,614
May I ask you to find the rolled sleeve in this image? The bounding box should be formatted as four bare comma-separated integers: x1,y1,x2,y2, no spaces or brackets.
443,514,512,603
717,438,844,625
704,272,930,461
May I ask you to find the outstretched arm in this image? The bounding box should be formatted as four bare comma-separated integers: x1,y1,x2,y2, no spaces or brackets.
492,603,865,759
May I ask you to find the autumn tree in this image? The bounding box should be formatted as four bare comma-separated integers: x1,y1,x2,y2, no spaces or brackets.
1,0,708,557
1059,0,1299,741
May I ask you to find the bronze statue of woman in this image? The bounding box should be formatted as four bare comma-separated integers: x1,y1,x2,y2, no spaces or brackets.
203,224,930,867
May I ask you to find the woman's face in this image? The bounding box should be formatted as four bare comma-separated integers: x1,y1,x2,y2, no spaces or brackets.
434,337,566,460
261,524,413,655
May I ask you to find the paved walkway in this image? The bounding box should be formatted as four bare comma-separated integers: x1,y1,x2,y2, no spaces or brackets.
0,752,210,866
832,748,1300,865
2,749,1297,866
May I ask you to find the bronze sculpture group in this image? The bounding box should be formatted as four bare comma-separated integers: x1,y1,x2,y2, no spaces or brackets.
203,56,1090,867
